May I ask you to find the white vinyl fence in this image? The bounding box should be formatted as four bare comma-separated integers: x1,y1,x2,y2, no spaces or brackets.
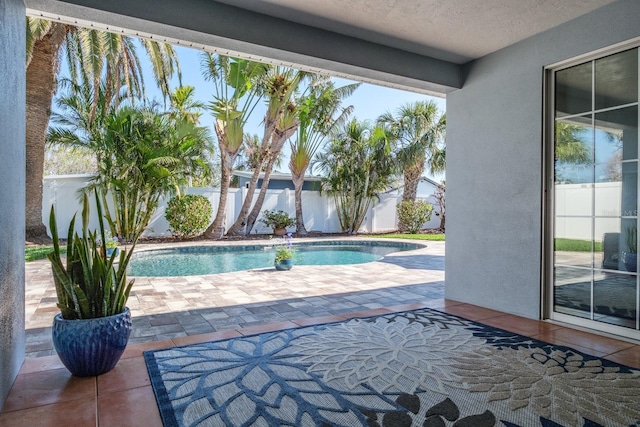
42,175,441,238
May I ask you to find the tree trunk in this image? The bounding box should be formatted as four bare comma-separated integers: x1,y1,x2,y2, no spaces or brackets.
203,164,231,239
203,120,241,240
291,170,307,235
398,161,424,233
244,156,279,234
244,126,297,234
25,23,68,243
225,160,263,236
439,213,445,232
402,160,424,203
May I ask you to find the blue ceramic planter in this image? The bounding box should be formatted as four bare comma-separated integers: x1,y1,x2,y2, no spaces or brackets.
106,247,120,257
52,307,132,377
275,259,293,271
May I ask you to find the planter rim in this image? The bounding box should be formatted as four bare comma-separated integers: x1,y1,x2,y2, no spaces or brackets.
54,306,130,322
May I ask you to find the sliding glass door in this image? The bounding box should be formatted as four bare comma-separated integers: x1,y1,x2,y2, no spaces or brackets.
550,47,640,337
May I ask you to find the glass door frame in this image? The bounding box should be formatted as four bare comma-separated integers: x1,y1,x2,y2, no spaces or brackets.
543,39,640,341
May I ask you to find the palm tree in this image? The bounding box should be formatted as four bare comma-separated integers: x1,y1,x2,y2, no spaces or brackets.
554,120,592,164
315,119,396,233
167,85,216,188
199,54,270,239
243,100,300,234
235,134,266,172
378,100,446,204
288,79,359,235
25,17,180,242
49,96,213,242
168,86,204,125
225,68,307,236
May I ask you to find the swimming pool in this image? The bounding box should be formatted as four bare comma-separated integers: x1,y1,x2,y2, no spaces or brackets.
128,240,421,277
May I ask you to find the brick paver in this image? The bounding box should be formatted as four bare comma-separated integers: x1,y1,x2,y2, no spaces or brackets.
25,237,445,357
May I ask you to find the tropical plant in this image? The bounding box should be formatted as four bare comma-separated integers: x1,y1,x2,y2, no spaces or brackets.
235,134,267,171
47,191,136,320
315,119,396,233
275,241,295,262
25,18,180,242
200,54,270,239
288,78,359,235
167,85,218,188
168,86,204,124
554,120,592,164
378,101,446,201
102,231,119,250
48,98,213,242
226,67,308,236
165,194,213,238
243,101,299,235
396,200,433,234
260,209,295,231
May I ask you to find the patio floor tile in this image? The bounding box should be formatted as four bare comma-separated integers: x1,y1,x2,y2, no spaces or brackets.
605,345,640,368
534,327,636,355
170,329,244,346
0,398,97,427
121,340,176,359
97,356,150,394
2,368,95,412
440,303,507,321
479,314,565,336
18,355,65,375
13,238,640,423
98,385,161,427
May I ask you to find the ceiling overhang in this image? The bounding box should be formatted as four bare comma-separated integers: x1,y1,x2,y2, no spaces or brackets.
25,0,461,96
25,0,618,96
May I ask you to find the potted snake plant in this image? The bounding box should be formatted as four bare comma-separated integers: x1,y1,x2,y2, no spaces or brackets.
47,191,137,377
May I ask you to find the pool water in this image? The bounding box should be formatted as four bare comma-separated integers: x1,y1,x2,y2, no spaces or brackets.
128,241,420,277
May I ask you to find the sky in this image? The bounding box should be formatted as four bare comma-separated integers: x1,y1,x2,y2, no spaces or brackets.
59,43,447,178
144,45,446,154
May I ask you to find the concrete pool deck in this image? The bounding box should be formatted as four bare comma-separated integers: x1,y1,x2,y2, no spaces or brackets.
24,237,445,358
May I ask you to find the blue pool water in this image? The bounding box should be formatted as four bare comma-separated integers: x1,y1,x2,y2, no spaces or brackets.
128,241,420,277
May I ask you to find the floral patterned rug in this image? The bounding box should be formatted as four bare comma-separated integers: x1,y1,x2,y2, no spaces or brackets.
144,308,640,426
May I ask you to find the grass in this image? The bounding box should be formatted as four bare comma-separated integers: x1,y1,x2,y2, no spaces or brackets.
371,233,445,241
25,245,63,262
554,238,602,252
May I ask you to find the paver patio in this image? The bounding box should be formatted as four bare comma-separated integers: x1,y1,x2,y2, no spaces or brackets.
24,237,445,358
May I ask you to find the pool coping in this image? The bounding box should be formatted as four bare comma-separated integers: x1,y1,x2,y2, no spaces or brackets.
130,235,428,252
126,236,428,278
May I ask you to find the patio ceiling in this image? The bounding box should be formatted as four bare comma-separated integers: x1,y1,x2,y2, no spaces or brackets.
216,0,618,64
25,0,616,95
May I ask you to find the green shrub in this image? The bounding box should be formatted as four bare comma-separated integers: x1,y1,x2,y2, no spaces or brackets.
397,200,433,234
165,194,212,238
259,209,295,230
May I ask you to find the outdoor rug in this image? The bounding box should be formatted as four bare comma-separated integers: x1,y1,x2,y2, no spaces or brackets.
144,308,640,427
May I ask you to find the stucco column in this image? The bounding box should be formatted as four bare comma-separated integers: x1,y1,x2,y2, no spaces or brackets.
0,0,26,410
